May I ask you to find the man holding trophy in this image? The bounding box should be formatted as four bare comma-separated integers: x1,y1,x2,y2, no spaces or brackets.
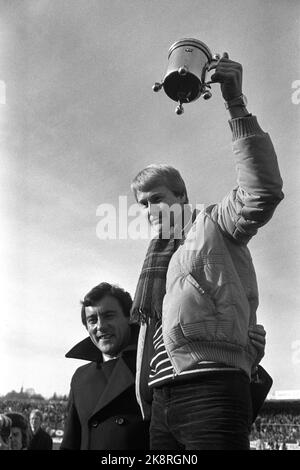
130,49,284,450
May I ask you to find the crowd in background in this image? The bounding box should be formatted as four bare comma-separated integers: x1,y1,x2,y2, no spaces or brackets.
249,405,300,450
1,397,300,450
0,399,67,436
0,399,67,449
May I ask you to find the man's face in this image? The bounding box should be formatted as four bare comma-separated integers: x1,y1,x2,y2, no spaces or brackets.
85,295,131,359
30,414,41,434
9,427,23,450
136,185,185,232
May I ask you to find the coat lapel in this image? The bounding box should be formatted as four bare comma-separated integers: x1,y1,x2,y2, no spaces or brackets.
90,355,135,418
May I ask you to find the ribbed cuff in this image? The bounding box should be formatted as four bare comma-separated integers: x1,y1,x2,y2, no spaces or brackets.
228,115,265,141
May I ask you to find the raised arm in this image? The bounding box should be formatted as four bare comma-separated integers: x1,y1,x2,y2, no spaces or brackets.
208,53,284,243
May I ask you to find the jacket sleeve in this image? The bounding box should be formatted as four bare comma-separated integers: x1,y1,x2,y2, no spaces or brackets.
209,116,284,244
60,387,81,450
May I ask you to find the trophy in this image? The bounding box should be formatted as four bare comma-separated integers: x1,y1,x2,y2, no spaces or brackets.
152,38,221,115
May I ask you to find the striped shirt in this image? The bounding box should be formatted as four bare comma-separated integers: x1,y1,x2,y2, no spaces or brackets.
148,321,238,388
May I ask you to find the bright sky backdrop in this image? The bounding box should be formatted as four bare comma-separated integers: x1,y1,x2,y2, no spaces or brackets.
0,0,299,397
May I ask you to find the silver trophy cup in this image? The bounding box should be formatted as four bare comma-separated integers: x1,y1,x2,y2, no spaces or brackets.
153,38,220,114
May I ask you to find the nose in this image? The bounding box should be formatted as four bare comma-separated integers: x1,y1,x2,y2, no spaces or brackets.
142,200,150,214
149,202,162,217
147,202,153,219
141,201,152,223
95,316,107,333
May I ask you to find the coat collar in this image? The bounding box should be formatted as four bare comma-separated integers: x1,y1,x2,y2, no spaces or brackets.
65,323,140,363
90,355,136,417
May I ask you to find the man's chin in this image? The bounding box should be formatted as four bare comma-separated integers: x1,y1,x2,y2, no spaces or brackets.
97,340,115,355
100,347,114,355
151,224,176,239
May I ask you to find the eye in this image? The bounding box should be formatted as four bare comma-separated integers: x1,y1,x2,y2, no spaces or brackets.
105,314,114,320
151,196,162,204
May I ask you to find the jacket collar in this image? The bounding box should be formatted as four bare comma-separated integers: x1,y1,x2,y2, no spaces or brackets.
65,323,140,362
90,354,136,418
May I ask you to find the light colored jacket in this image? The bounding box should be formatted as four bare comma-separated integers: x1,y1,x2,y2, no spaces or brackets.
136,116,284,419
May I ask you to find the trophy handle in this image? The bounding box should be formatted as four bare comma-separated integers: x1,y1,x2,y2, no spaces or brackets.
200,53,221,100
205,53,221,84
208,54,222,70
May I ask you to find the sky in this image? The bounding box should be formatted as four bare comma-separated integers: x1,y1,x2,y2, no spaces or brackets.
0,0,299,398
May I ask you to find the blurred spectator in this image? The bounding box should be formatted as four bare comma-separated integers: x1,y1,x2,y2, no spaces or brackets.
28,409,53,450
281,438,287,450
5,412,31,450
256,432,265,450
267,438,275,450
0,414,12,450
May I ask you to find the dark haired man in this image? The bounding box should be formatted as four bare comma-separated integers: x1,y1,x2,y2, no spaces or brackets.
61,282,149,450
131,53,283,450
28,409,52,450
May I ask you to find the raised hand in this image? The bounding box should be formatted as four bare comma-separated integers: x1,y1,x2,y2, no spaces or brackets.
210,52,243,101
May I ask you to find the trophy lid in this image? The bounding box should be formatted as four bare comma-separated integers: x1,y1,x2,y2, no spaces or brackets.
168,38,212,61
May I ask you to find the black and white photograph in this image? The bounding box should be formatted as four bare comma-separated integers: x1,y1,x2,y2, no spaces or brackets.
0,0,299,454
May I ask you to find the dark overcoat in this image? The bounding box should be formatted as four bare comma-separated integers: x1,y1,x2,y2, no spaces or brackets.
61,326,149,450
28,428,53,450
